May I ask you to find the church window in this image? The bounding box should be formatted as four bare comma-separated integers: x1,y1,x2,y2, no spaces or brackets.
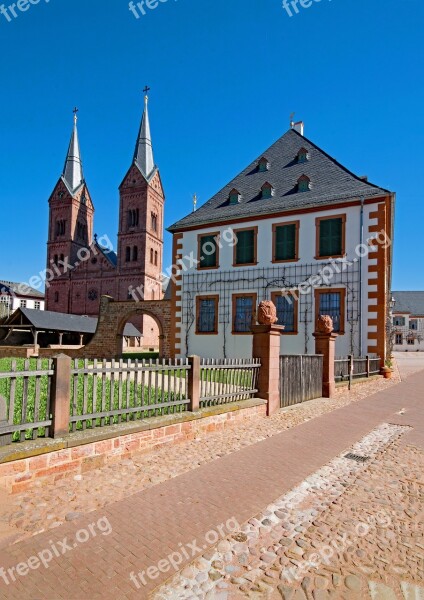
125,246,131,262
154,251,158,266
54,292,59,303
151,213,158,232
128,209,140,229
133,246,138,262
54,255,58,266
55,220,66,237
150,248,154,263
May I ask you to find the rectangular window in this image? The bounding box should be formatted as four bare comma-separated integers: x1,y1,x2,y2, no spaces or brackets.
196,296,218,334
315,289,346,334
394,316,406,327
20,300,27,308
198,233,219,269
233,294,256,334
395,334,403,345
410,320,417,330
234,228,257,266
316,215,345,259
273,222,299,262
407,338,415,346
271,293,298,333
34,301,41,310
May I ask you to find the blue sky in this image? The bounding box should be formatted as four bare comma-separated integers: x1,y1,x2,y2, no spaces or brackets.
0,0,422,290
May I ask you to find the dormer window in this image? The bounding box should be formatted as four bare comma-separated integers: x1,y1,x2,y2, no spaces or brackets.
261,182,274,199
297,147,310,163
229,189,241,205
297,175,311,192
258,157,270,172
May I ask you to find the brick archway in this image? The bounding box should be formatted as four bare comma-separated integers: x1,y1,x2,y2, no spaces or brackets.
81,296,172,359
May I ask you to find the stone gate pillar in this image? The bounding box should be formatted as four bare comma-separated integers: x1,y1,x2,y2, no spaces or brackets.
252,301,284,417
313,315,338,399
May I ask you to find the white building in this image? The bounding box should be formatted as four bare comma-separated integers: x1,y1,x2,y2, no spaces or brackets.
168,124,394,362
392,291,424,352
0,281,45,319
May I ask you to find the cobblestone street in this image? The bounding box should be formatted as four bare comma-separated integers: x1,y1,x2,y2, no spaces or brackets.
0,375,400,543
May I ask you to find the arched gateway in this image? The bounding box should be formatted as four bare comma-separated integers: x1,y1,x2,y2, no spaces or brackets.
81,296,172,359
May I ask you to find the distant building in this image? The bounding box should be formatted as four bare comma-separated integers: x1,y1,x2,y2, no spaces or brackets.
0,308,141,350
168,123,395,361
44,94,165,351
0,281,45,319
392,291,424,352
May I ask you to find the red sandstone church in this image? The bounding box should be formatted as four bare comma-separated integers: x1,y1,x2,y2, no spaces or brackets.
45,95,164,349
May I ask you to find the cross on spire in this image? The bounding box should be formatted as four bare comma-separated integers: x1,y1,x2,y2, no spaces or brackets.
143,86,151,96
73,107,79,124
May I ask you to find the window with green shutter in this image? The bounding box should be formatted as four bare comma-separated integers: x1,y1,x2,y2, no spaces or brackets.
319,217,343,257
274,223,297,261
235,229,256,265
199,235,218,268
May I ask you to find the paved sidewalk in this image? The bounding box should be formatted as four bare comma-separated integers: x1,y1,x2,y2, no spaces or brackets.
0,370,423,600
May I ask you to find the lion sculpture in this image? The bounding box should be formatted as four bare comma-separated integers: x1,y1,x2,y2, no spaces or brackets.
257,301,278,325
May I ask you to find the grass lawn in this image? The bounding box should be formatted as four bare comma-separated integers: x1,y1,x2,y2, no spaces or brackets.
0,358,187,443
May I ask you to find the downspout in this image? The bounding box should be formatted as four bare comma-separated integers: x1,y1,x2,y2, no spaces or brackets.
359,199,365,357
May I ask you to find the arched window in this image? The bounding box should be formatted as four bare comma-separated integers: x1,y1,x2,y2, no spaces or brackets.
229,189,241,205
125,246,131,262
150,248,154,263
261,182,275,199
154,251,158,266
133,246,138,262
297,147,310,163
53,254,58,266
54,291,59,303
297,175,311,192
258,157,270,172
60,254,65,263
151,212,158,232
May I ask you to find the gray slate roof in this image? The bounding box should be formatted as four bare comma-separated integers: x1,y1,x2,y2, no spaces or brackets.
392,292,424,316
95,241,118,267
168,129,391,232
10,308,141,337
0,281,45,299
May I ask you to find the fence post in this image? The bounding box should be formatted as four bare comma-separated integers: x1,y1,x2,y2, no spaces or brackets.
187,355,200,412
366,354,371,378
50,354,72,438
313,319,338,399
252,323,284,416
348,354,354,390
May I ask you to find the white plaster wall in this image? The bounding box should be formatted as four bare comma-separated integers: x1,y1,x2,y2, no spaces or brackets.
177,203,382,359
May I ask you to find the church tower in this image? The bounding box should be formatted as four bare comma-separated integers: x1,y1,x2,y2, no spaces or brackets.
117,92,164,302
45,111,94,312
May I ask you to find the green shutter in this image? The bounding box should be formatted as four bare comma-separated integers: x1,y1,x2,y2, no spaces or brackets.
319,218,342,257
275,224,296,261
236,230,255,264
199,235,217,268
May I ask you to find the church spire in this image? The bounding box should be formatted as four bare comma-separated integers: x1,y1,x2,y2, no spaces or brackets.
62,108,84,195
134,89,155,179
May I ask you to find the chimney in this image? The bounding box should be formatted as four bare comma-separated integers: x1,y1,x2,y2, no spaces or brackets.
293,121,304,136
